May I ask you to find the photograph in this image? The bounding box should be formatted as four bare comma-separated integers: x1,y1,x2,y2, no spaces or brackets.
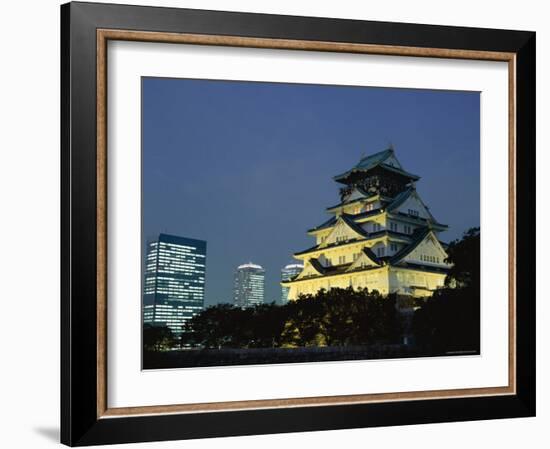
55,1,536,445
141,77,481,370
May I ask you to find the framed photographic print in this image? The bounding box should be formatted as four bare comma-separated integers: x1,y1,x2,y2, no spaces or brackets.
61,1,536,446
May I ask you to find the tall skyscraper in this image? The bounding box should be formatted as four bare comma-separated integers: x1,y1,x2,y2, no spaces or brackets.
280,263,304,304
143,233,206,338
233,262,265,308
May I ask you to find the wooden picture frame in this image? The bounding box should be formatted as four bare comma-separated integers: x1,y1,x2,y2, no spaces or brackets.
61,1,535,446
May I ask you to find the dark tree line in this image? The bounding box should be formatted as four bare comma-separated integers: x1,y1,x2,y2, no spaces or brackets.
412,227,480,353
181,288,402,349
143,323,176,351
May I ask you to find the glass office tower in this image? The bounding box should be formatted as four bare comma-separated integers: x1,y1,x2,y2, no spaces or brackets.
143,233,206,338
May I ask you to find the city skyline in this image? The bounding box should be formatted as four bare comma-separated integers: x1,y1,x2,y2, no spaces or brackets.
143,77,480,307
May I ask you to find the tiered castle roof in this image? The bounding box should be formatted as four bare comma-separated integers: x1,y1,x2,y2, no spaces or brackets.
286,147,451,284
333,148,420,184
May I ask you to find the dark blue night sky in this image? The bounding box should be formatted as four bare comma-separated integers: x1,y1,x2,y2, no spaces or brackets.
142,77,480,307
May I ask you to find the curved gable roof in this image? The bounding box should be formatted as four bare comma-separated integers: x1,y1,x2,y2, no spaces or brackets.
390,227,448,264
340,214,370,239
333,148,420,183
387,187,415,212
362,246,382,265
390,227,430,263
387,187,439,223
307,216,338,234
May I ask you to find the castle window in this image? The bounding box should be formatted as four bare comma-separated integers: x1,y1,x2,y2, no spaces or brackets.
390,243,397,252
408,209,419,217
390,222,398,232
376,247,385,257
338,255,346,265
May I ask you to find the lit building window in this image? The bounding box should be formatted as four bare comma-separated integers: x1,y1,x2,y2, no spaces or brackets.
364,203,374,212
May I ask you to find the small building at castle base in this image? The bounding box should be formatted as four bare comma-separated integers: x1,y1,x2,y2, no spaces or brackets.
283,147,452,300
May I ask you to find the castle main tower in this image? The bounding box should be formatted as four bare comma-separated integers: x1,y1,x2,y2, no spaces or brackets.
283,148,451,300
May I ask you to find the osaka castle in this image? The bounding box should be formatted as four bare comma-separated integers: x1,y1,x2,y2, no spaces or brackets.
283,147,452,300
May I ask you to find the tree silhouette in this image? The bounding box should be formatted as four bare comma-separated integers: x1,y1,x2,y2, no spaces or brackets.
445,227,481,289
143,324,176,351
412,228,480,353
